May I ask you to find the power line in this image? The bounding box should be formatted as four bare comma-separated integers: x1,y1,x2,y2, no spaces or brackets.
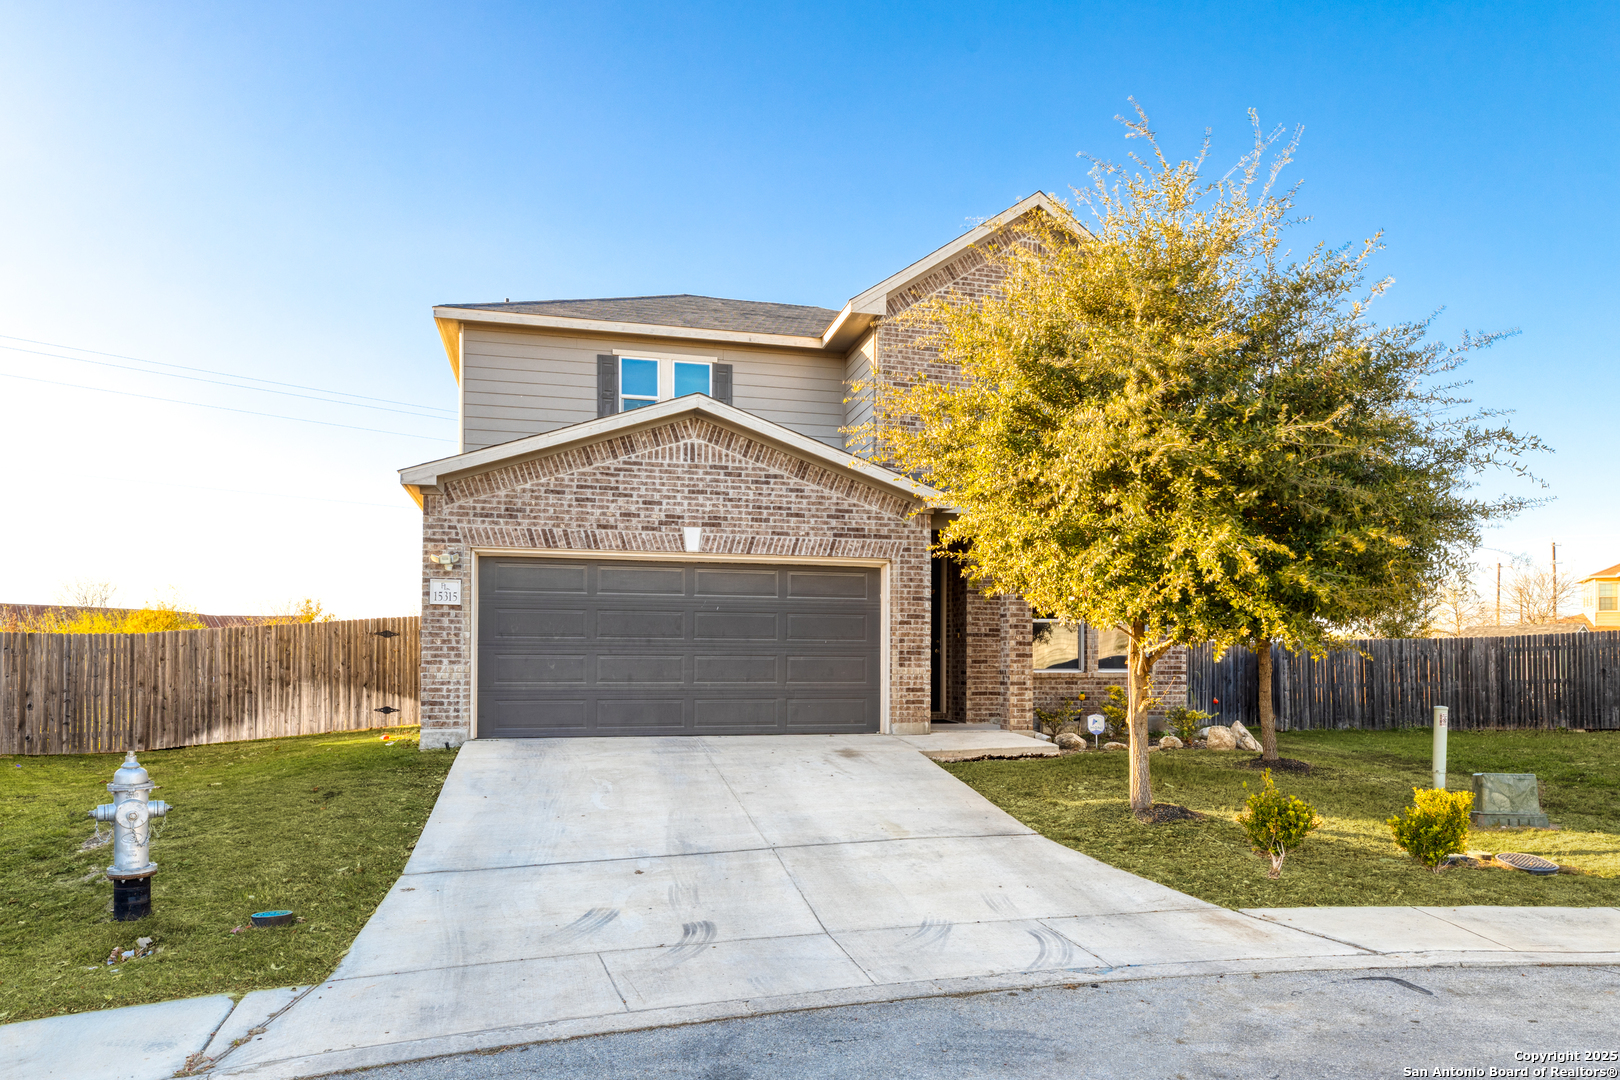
0,333,456,415
38,470,418,511
0,342,456,419
0,370,454,441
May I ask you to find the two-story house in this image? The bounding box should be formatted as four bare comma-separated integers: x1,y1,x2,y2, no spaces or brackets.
1580,563,1620,631
400,193,1186,748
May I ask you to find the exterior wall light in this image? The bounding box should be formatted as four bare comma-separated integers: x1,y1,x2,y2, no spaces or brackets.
430,552,461,569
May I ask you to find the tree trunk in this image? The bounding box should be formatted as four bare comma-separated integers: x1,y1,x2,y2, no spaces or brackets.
1257,637,1278,762
1126,621,1153,812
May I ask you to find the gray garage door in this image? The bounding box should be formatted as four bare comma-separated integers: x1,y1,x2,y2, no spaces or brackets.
477,557,882,738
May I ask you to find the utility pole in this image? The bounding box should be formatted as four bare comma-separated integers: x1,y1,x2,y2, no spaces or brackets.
1496,562,1502,626
1552,541,1558,621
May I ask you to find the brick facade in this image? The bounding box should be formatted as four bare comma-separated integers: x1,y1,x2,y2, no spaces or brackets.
417,415,933,748
865,220,1188,733
1030,615,1189,729
413,201,1184,745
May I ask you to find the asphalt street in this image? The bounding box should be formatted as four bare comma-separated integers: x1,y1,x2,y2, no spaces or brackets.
330,964,1620,1080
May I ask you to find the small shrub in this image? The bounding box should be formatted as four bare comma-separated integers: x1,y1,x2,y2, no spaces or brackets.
1164,705,1211,744
1034,695,1086,740
1387,788,1473,871
1098,685,1128,738
1236,770,1321,878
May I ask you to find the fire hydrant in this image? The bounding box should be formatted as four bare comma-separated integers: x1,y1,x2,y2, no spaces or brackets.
89,751,171,921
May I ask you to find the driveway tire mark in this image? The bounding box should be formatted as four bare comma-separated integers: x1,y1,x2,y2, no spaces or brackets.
663,920,717,964
550,907,620,942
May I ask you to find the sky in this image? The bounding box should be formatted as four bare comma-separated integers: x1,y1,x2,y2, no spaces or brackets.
0,1,1615,618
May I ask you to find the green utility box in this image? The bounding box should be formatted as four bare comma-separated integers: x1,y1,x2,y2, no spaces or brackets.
1470,773,1549,828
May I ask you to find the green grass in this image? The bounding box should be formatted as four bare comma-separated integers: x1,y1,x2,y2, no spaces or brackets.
0,727,456,1024
943,729,1620,910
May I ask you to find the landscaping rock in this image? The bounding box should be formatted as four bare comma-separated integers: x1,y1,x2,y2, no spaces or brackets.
1230,720,1261,752
1055,733,1085,750
1102,741,1128,751
1204,726,1237,751
1158,735,1184,750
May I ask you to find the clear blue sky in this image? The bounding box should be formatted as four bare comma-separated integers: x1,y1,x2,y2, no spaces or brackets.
2,1,1615,616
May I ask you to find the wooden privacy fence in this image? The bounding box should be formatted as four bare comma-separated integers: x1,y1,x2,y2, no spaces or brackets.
0,618,419,755
1188,631,1620,731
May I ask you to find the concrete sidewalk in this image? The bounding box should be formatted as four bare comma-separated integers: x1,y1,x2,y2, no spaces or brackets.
1,986,303,1080
8,730,1617,1080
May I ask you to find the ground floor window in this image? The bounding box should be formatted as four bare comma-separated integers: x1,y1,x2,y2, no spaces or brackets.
1031,615,1131,671
1094,626,1128,669
1032,614,1081,670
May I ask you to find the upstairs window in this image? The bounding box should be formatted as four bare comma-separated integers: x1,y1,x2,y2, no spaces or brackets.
1601,582,1618,612
619,356,712,411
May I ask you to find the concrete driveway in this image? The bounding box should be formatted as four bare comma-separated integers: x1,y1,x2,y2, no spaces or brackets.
208,733,1619,1079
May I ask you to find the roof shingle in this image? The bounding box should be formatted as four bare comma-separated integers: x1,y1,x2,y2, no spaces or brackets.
442,294,840,338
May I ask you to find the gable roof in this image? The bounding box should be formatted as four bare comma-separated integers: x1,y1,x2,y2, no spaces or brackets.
839,191,1074,319
398,394,946,510
439,294,841,339
1580,562,1620,581
431,192,1081,374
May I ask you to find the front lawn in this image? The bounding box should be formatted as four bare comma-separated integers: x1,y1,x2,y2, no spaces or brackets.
943,729,1620,910
0,727,455,1024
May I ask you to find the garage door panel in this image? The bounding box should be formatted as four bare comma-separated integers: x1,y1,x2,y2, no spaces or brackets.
598,610,685,638
483,699,590,732
490,562,588,594
498,610,588,638
494,655,587,684
786,699,872,730
694,700,778,729
694,611,778,640
694,655,778,683
478,558,881,738
599,566,685,594
695,570,779,596
787,656,867,684
788,572,869,599
598,655,684,683
597,700,686,731
787,614,867,641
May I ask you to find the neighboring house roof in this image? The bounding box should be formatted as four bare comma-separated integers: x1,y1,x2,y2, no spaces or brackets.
1579,562,1620,581
1456,618,1592,637
438,295,842,339
430,191,1081,377
399,393,946,510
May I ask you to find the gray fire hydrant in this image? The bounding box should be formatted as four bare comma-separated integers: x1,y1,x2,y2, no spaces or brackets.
89,751,171,921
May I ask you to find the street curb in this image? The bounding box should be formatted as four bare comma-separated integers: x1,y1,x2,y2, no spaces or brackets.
209,949,1620,1079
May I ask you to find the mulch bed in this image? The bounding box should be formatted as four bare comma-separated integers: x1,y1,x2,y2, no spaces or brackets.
1134,803,1203,824
1240,755,1313,774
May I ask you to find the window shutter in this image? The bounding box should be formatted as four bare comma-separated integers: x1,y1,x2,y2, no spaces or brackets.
712,363,733,405
597,355,618,417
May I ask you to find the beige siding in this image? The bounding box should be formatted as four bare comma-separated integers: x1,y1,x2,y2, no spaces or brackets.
843,329,876,455
460,325,846,452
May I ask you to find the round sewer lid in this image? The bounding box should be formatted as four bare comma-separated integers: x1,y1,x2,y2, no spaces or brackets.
1494,852,1559,875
